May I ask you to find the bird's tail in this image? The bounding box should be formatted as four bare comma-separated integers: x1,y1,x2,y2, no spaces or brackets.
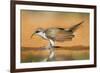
66,21,84,32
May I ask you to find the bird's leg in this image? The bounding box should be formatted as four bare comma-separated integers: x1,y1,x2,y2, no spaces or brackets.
47,39,56,61
45,39,54,50
45,43,52,50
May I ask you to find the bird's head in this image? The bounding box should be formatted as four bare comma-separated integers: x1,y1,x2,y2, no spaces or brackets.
31,28,44,38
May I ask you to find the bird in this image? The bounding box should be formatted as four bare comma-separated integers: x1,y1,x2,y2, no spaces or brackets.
31,21,84,61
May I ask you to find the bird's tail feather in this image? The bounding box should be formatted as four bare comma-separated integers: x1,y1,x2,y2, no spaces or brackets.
66,21,84,32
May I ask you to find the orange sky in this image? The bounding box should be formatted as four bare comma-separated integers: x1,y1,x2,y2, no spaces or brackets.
21,10,90,47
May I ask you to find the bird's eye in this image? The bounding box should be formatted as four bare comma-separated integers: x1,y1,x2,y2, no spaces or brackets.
36,31,40,33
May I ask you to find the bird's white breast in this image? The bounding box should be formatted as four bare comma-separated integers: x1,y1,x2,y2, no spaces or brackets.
37,32,48,39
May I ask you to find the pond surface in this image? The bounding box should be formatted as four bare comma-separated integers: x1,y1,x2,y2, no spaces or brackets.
21,46,89,63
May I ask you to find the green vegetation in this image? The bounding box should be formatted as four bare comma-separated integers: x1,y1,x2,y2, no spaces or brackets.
21,53,43,63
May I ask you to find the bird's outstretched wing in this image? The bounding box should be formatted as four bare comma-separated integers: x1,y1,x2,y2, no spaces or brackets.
67,21,84,32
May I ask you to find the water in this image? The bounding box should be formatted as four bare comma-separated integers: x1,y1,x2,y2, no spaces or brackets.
21,46,89,63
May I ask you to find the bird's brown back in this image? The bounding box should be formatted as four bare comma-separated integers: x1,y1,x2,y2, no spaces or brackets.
45,28,74,42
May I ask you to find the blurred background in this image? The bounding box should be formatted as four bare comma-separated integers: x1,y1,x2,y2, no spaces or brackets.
21,10,90,62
